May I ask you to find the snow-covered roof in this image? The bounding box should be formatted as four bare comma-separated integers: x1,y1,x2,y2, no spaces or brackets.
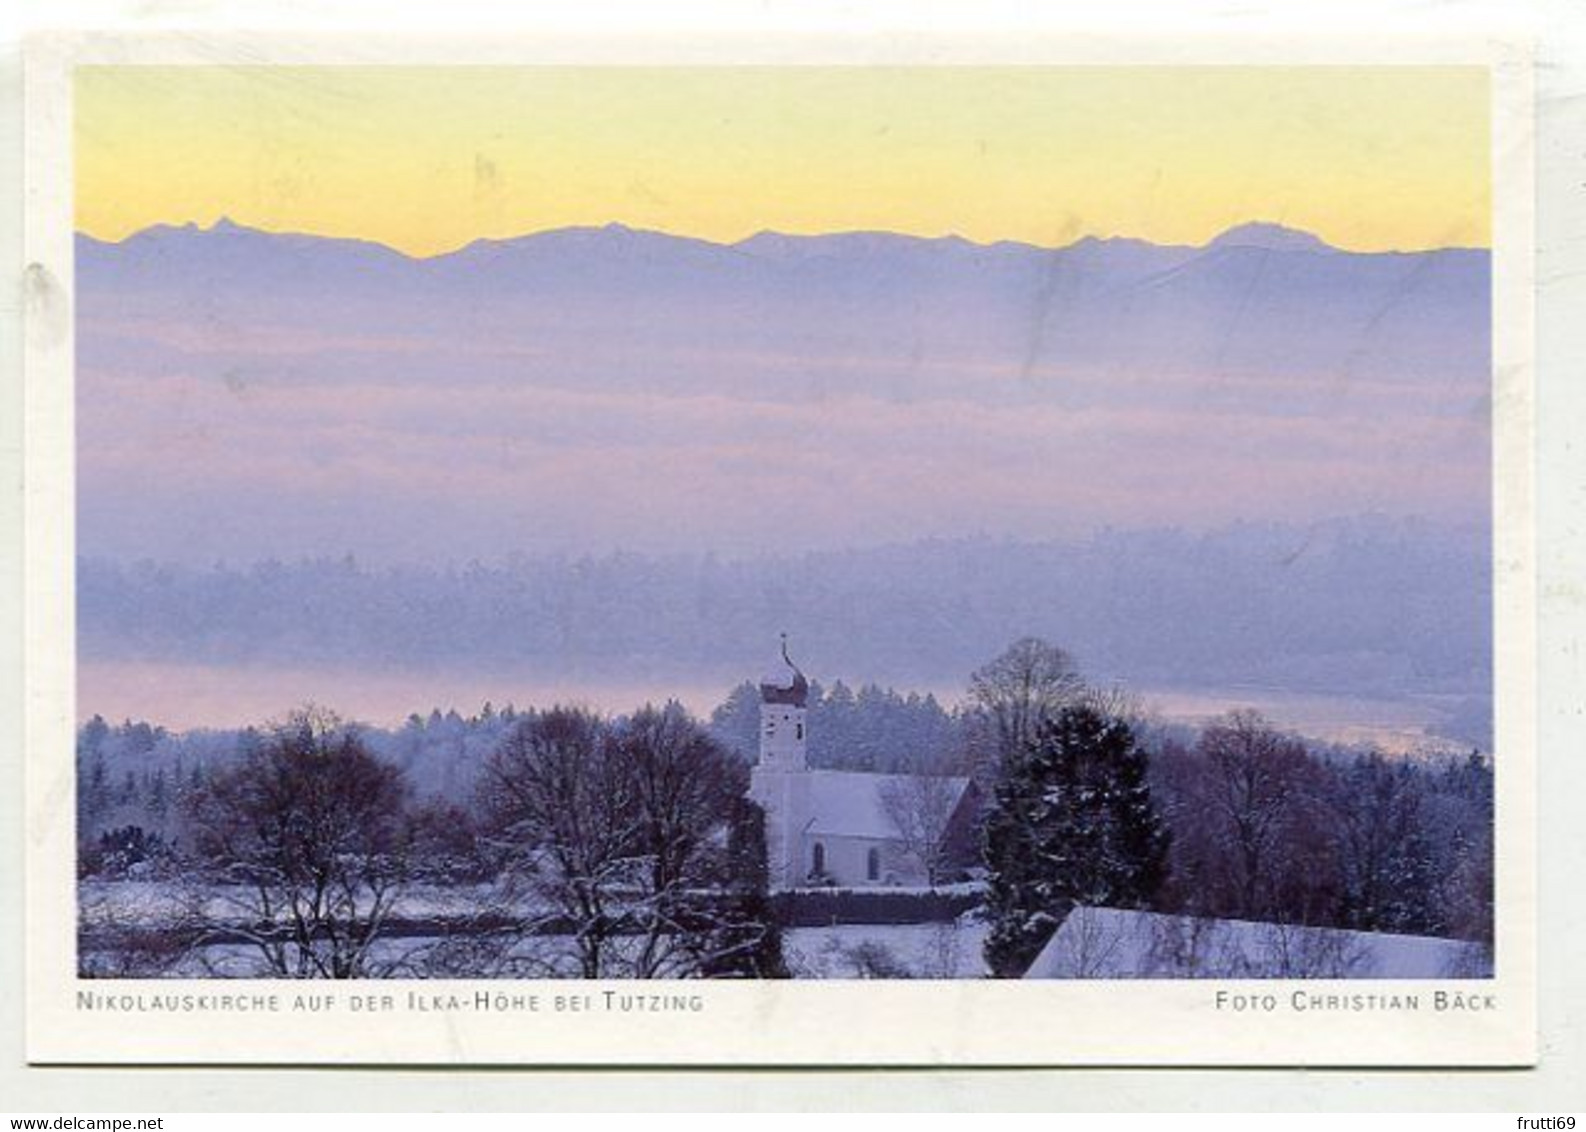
1024,906,1490,979
803,770,972,839
759,637,810,707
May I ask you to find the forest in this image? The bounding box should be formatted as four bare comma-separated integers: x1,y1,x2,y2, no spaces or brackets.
78,515,1492,747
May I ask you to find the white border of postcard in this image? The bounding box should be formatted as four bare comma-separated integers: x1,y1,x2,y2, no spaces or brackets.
22,29,1537,1066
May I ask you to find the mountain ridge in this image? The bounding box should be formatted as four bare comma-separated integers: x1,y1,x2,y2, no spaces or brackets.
74,206,1493,568
75,217,1489,263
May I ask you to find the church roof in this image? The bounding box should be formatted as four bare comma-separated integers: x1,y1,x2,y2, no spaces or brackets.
803,770,973,839
759,634,810,708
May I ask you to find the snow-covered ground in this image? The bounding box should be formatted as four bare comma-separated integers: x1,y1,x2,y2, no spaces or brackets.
79,877,997,979
78,879,533,928
1025,906,1491,979
80,882,1490,980
783,919,990,978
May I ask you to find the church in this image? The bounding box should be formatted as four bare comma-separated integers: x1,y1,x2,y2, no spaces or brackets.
747,637,978,890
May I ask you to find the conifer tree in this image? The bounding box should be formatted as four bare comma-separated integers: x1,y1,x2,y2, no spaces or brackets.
984,704,1170,977
697,797,789,978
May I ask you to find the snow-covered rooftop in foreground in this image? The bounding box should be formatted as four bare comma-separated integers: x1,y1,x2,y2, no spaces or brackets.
1025,906,1491,980
803,770,971,839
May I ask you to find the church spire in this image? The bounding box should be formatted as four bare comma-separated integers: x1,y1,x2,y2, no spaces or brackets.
761,631,809,708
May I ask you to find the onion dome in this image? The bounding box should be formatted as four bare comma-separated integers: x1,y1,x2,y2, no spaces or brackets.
759,633,810,708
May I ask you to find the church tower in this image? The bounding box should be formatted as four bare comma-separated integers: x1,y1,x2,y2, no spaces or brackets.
758,633,809,771
750,633,812,888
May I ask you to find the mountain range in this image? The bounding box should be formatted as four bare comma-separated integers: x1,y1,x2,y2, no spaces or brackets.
74,219,1490,565
78,218,1486,388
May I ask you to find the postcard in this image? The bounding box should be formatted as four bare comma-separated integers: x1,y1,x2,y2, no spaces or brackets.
23,29,1536,1064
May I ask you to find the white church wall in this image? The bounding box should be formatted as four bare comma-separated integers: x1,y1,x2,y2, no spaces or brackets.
749,768,811,889
760,703,807,771
801,833,926,888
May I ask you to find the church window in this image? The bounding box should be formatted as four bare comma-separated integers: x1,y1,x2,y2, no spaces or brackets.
812,842,826,875
867,846,881,881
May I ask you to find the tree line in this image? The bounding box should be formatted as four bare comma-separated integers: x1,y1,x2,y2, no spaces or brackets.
77,638,1494,979
78,514,1492,727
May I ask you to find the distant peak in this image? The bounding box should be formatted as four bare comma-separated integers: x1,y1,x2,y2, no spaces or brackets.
735,229,795,249
208,216,247,234
733,228,975,262
1207,222,1334,253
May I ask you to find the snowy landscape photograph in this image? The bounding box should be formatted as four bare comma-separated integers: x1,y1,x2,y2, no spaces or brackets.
69,64,1497,984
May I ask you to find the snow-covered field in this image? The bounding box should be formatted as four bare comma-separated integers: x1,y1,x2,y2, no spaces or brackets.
80,882,1490,981
783,919,991,978
83,922,997,980
79,878,993,979
78,879,515,928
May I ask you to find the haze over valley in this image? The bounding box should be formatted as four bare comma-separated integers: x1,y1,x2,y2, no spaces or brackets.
77,220,1491,747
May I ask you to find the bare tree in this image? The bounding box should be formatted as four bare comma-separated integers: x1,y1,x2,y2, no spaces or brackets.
78,881,210,978
185,708,412,979
392,865,569,980
1253,920,1367,979
616,702,758,978
1143,913,1245,978
1080,681,1149,729
878,771,964,888
390,799,569,980
477,707,637,979
477,703,778,979
1179,710,1335,922
918,919,968,979
966,637,1085,770
1029,905,1133,978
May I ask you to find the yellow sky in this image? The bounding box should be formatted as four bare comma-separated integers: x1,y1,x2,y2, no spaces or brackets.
75,66,1490,256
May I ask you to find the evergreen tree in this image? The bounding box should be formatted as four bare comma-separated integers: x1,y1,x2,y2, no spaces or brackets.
697,797,789,978
984,704,1170,977
78,751,111,836
1332,753,1437,934
707,681,762,764
79,714,110,758
1379,824,1440,935
148,767,169,819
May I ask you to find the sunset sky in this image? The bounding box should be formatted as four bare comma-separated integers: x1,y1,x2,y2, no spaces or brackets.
73,63,1495,728
75,66,1490,255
